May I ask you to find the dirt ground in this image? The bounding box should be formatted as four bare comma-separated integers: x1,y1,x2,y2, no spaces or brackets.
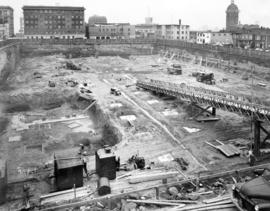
0,50,269,210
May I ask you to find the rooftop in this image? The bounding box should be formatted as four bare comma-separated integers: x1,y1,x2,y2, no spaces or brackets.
54,150,84,170
22,5,85,10
0,6,13,10
226,0,239,13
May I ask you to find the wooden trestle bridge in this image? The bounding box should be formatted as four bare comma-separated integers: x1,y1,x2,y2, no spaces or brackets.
137,79,270,163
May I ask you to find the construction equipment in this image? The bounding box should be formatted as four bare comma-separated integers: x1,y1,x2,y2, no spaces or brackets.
66,61,81,71
110,87,121,96
167,64,182,75
196,72,215,85
232,175,270,211
48,80,56,87
78,84,94,100
128,155,145,170
65,79,78,87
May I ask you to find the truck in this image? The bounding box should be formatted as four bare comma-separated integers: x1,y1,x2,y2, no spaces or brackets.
110,87,121,96
232,173,270,211
167,64,182,75
78,83,94,100
194,72,215,85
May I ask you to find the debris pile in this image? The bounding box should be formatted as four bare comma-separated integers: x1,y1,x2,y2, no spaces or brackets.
66,61,81,71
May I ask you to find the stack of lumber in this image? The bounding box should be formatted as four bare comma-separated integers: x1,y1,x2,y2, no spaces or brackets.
173,195,235,211
127,195,235,211
206,140,241,157
40,186,94,205
128,171,179,184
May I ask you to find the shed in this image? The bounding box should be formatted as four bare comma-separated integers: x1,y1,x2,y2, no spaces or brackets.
54,153,84,191
95,147,117,180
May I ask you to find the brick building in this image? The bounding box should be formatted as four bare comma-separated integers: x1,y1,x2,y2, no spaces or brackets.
0,6,14,39
23,6,85,39
232,28,270,49
89,23,135,39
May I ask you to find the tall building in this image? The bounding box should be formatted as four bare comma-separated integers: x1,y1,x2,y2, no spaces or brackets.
19,17,24,34
0,6,14,39
226,0,239,31
22,6,85,39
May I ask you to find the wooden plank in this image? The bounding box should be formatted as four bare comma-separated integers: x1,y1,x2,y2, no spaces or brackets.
126,199,185,207
128,171,179,184
196,117,220,122
40,186,89,199
217,145,234,157
83,100,96,113
157,199,198,204
205,141,219,149
202,195,231,204
178,203,235,211
188,191,213,196
228,144,241,155
176,199,233,211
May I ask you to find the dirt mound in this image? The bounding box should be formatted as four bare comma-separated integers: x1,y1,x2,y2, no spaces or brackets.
1,89,77,111
5,103,31,113
90,103,122,146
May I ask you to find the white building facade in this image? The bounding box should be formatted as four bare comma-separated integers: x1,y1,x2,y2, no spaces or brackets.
196,31,233,45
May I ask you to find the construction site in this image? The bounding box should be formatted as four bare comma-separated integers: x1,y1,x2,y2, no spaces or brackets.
0,39,270,211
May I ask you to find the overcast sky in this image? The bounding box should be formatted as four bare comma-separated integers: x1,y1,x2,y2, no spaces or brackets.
2,0,270,33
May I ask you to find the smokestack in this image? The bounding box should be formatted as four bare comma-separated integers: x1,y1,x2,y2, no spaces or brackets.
179,19,182,25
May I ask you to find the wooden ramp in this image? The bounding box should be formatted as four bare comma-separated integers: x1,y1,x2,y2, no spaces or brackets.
206,140,241,157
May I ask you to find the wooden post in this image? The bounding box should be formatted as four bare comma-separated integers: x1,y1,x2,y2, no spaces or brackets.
73,184,76,199
212,107,216,116
155,187,160,199
108,196,112,210
253,119,261,158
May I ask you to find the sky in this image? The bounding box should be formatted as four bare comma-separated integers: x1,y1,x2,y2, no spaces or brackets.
2,0,270,33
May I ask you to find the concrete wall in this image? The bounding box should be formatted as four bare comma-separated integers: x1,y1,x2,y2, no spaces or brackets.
0,43,20,89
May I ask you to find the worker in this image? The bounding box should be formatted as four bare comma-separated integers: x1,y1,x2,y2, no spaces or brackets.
79,144,84,155
22,184,30,210
82,156,88,178
248,149,255,166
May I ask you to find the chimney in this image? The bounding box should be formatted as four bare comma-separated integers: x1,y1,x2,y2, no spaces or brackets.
179,19,182,26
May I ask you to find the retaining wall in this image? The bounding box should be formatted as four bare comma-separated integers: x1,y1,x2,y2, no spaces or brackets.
0,43,20,89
